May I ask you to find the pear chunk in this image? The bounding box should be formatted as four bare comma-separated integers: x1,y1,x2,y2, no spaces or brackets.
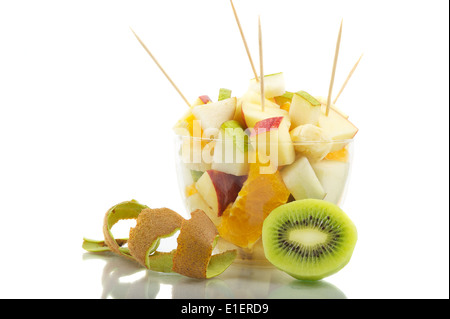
281,156,325,200
191,97,237,131
311,160,350,205
289,91,322,127
248,72,285,98
212,121,250,176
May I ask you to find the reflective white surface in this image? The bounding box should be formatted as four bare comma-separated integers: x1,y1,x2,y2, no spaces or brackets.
0,0,448,299
81,252,347,299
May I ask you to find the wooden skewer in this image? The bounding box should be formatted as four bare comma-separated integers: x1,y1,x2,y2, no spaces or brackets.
130,27,191,107
326,19,343,116
230,0,259,81
258,16,265,112
333,53,363,104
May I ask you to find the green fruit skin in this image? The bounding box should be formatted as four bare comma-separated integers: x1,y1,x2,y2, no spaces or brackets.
262,199,357,281
218,88,232,101
220,120,250,153
295,91,321,106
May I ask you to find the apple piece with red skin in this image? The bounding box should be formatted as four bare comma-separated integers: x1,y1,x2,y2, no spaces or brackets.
241,102,289,128
191,95,212,106
251,116,285,134
315,96,349,119
195,170,247,217
199,95,212,104
318,107,358,140
250,116,295,168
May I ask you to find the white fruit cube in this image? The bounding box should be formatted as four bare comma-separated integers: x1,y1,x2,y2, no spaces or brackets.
318,107,358,141
212,131,250,176
248,72,285,98
191,97,237,131
250,116,295,169
186,193,221,227
241,102,289,128
311,160,350,205
241,90,281,109
289,91,322,127
180,137,214,171
281,156,325,200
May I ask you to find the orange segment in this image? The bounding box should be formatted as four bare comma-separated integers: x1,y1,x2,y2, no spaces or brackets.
218,161,290,249
185,183,198,197
280,101,291,112
174,111,197,136
325,147,349,162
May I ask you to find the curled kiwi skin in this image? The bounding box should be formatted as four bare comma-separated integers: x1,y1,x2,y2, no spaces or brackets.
84,201,237,279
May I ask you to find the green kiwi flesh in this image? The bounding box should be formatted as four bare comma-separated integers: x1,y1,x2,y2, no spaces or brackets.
262,199,357,281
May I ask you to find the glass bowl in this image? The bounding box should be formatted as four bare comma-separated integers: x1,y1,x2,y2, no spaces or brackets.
174,134,354,265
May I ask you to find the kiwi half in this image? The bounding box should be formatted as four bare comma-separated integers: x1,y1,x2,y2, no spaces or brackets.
262,199,357,281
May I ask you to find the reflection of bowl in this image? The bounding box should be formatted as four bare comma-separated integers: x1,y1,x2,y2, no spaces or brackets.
174,135,354,264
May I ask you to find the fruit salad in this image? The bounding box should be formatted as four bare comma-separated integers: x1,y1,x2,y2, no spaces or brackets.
174,72,358,262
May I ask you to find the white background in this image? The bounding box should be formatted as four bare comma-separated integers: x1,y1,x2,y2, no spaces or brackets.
0,0,448,299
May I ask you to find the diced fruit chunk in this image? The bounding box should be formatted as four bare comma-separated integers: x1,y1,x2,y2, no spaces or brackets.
241,90,281,109
191,97,237,132
185,183,198,197
318,107,358,141
180,138,214,172
250,116,295,169
311,160,350,204
218,160,290,249
315,96,349,119
248,72,286,98
289,91,322,127
191,95,212,106
212,121,250,176
186,193,221,227
325,147,349,162
173,109,198,136
218,88,232,101
280,156,325,200
241,102,289,128
290,124,332,161
190,170,204,182
195,170,246,217
274,91,294,106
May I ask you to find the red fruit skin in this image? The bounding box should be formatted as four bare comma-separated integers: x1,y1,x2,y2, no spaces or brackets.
206,170,247,217
251,116,284,137
199,95,212,104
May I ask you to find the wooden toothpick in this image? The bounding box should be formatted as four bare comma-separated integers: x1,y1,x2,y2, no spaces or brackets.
130,27,191,107
230,0,259,81
258,16,265,112
333,53,363,104
326,19,343,116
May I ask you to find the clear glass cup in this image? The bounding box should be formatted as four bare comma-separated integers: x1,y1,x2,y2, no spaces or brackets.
174,134,354,265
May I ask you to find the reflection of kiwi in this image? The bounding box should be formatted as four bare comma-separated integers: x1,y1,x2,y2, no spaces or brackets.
269,280,347,299
262,199,357,281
